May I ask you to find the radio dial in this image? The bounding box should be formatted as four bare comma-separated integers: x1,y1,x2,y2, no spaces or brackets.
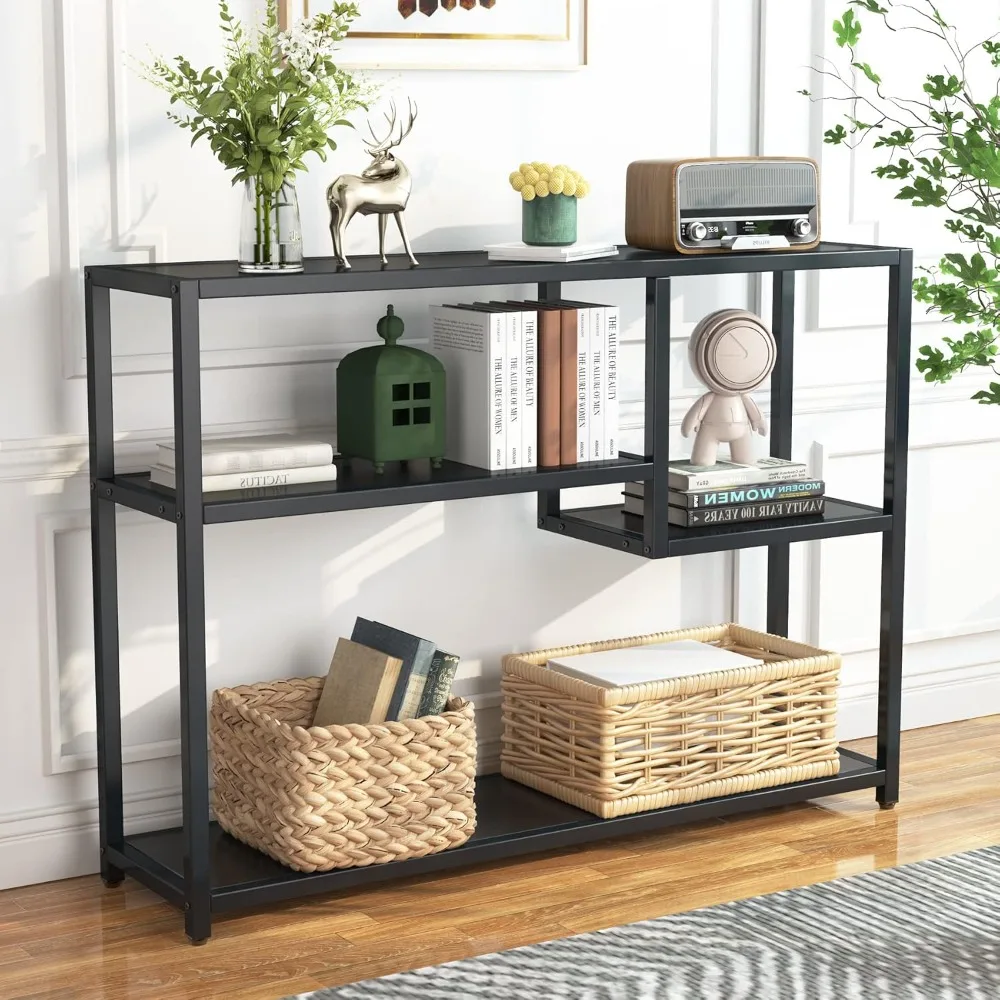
791,217,812,238
687,222,708,242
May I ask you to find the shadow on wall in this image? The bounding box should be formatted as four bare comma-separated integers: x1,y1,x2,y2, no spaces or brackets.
61,486,684,762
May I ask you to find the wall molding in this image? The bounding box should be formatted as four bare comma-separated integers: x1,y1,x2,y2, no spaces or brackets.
806,436,1000,653
38,509,183,774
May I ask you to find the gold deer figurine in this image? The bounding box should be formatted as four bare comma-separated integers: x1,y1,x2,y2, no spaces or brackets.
326,100,419,270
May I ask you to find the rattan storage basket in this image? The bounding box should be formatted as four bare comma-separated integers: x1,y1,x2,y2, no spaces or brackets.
501,624,840,818
210,677,477,872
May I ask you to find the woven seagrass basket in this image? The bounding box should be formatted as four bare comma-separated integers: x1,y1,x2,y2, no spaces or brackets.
501,623,840,818
210,677,477,872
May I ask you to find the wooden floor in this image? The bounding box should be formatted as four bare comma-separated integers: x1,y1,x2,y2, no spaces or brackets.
1,716,998,1000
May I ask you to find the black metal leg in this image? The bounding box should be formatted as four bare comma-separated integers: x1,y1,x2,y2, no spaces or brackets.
86,274,125,888
171,282,212,943
537,281,563,524
642,278,671,558
877,251,912,808
767,271,795,636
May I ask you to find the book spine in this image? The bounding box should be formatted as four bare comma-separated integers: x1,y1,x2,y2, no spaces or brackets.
538,311,561,467
491,315,506,471
199,466,338,492
505,311,520,469
604,306,619,461
671,497,826,527
559,309,578,465
669,480,826,509
589,307,605,461
576,309,590,463
520,311,538,468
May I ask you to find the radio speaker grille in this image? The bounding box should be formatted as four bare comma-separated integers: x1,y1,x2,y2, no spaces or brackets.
678,161,817,210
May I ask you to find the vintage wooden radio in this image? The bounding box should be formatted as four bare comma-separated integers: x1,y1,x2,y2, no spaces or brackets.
626,157,820,254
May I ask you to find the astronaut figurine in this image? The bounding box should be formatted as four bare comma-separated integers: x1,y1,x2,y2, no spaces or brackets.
681,308,778,467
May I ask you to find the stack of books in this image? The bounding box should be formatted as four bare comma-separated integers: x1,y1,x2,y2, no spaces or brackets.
484,241,619,263
149,434,337,493
624,458,826,528
312,618,460,727
430,299,619,471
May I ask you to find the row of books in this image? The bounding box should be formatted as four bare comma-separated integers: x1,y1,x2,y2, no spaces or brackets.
149,434,337,492
430,299,620,471
313,618,460,727
624,457,826,528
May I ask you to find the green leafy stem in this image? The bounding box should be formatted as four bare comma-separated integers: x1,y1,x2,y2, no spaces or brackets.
803,0,1000,403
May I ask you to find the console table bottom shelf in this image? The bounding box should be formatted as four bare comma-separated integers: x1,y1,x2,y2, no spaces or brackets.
109,748,882,914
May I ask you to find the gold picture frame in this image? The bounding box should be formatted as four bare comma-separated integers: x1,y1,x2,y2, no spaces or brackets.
278,0,588,70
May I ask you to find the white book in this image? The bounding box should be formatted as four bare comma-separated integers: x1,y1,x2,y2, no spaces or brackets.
149,463,338,493
484,241,619,263
575,308,590,463
520,309,538,469
588,305,606,462
430,305,506,471
547,639,761,688
506,308,521,469
156,434,334,476
604,305,620,461
668,458,809,491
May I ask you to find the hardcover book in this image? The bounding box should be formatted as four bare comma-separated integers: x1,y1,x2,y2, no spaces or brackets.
156,434,333,476
312,638,403,727
350,618,437,721
559,307,579,465
667,458,809,491
625,479,826,510
547,639,761,688
149,464,337,492
416,650,461,716
484,241,619,262
510,302,563,468
430,305,506,471
667,496,826,527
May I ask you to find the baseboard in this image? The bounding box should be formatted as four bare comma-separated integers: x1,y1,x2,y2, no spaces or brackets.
4,663,995,890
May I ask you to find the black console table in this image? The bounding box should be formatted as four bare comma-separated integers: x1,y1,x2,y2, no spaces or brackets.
85,242,911,942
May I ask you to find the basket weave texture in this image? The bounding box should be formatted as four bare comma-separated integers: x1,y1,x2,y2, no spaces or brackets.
210,677,477,872
501,623,840,818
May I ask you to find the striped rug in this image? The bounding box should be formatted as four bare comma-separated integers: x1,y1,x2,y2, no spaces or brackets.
290,845,1000,999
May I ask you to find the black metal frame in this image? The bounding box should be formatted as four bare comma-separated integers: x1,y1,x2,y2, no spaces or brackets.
85,243,911,943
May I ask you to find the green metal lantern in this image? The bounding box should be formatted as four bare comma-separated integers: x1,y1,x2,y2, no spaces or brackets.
336,305,446,473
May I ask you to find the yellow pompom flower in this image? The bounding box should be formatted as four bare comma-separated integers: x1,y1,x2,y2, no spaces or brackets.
536,162,553,175
523,168,540,185
575,180,590,198
548,174,565,195
554,163,569,173
535,180,550,197
521,184,536,201
511,173,525,192
518,162,532,175
562,175,578,197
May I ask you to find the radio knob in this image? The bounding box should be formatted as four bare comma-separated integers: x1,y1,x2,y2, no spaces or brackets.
791,217,812,238
687,222,708,242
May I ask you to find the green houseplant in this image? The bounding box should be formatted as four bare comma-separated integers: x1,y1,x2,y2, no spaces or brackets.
806,1,1000,403
138,0,374,272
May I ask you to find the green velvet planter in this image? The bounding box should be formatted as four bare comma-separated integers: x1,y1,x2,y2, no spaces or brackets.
522,194,578,246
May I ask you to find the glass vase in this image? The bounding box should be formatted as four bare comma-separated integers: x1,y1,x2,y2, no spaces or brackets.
239,178,304,273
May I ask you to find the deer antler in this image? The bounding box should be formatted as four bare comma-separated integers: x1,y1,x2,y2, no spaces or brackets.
386,98,418,151
363,99,418,156
364,101,398,155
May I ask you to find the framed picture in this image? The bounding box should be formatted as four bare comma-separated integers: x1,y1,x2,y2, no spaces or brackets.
278,0,588,70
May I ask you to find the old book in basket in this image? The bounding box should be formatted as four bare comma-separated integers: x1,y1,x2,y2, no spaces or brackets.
312,637,403,727
501,623,841,819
